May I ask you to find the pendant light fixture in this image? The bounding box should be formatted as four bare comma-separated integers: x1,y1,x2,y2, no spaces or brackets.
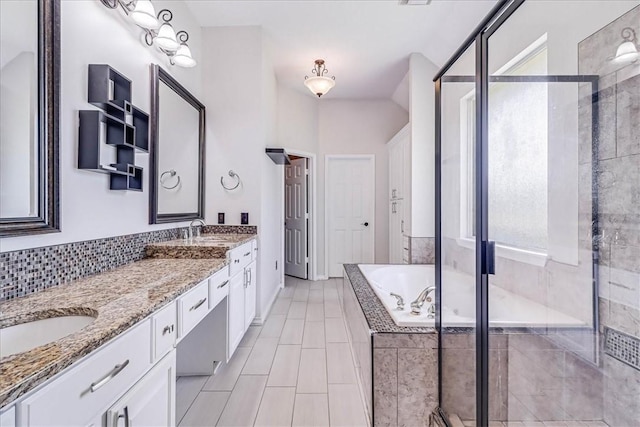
612,27,639,65
304,59,336,98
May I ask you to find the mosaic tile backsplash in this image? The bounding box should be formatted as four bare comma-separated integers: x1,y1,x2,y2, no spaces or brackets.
0,225,257,301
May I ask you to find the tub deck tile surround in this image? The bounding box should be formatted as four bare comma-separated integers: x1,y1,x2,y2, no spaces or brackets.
343,264,439,426
343,264,436,334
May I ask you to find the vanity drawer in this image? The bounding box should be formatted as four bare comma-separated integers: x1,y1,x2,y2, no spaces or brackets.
152,302,177,361
209,268,230,309
177,280,209,338
19,320,152,427
228,242,253,277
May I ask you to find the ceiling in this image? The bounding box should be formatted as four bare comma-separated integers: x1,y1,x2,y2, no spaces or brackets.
184,0,497,99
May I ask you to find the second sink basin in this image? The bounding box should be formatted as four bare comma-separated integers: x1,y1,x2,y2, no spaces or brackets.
0,315,96,358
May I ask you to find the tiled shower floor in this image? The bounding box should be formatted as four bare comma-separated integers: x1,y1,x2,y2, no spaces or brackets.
176,276,369,427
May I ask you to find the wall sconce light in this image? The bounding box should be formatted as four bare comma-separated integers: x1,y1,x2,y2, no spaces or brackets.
304,59,336,98
611,27,639,66
99,0,197,68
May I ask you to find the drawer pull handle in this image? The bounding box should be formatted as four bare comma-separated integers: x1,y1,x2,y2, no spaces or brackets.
190,298,207,311
234,259,240,264
90,359,130,392
162,324,174,335
244,252,251,256
217,280,229,289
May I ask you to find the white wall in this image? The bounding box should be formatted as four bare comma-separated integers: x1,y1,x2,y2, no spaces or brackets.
1,0,203,252
201,26,282,321
409,53,439,239
318,100,409,275
276,85,319,154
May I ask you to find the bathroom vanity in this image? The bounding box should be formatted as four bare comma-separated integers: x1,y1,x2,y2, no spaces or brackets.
0,233,257,427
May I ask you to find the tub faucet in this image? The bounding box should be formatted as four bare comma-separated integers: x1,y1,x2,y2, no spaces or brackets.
410,286,436,316
189,219,206,239
390,293,405,311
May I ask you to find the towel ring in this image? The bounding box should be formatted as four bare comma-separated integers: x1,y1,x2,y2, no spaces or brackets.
220,170,241,191
160,169,181,190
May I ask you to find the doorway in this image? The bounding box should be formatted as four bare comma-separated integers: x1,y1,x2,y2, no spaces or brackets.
325,155,375,277
284,155,310,279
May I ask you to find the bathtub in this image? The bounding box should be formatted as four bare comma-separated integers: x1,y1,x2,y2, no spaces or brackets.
357,264,587,328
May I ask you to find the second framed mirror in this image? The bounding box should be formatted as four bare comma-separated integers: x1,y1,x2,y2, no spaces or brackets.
149,64,205,224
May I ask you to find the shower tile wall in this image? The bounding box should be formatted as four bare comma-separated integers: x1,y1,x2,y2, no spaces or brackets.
579,5,640,426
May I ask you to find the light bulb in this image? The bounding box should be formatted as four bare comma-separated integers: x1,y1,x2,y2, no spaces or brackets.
173,44,197,68
130,0,158,29
155,23,179,52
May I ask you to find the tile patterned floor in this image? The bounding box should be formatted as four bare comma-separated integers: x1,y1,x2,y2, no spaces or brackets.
177,276,369,427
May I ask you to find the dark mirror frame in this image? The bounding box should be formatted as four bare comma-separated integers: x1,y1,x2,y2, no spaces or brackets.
0,0,60,237
149,64,205,224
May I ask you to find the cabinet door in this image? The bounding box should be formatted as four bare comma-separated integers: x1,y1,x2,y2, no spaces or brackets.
0,406,15,427
401,136,411,233
388,142,401,200
227,272,245,359
389,200,403,264
106,351,176,427
244,260,257,330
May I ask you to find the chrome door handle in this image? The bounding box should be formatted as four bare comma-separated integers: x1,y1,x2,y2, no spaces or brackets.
401,220,404,233
90,359,130,392
217,280,229,289
244,252,251,257
162,324,174,335
190,298,207,311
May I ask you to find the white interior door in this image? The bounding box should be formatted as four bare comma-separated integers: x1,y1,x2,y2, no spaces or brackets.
285,157,308,279
327,156,375,277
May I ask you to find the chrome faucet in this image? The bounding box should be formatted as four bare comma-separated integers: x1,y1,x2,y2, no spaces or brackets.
410,286,436,316
390,293,405,311
189,219,206,239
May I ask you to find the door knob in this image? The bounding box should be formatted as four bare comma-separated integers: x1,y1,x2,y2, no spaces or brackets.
362,222,369,227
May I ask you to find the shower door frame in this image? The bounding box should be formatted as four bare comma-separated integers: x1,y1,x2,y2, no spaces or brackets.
434,0,601,425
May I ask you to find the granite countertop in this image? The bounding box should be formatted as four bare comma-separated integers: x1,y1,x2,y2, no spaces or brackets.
343,264,437,334
146,233,256,259
0,257,227,408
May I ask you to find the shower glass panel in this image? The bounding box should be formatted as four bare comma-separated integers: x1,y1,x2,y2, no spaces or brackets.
485,2,639,426
438,41,478,423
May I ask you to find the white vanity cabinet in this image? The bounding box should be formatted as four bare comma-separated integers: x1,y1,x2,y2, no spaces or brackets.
177,279,210,339
227,240,258,359
17,320,152,427
105,351,176,427
244,259,257,330
0,406,15,427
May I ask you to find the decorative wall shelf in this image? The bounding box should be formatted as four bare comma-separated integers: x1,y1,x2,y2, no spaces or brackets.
78,64,149,191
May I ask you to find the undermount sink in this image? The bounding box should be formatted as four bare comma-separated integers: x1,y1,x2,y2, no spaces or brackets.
0,315,96,358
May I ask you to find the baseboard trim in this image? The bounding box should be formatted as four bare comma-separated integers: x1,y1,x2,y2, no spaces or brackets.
252,282,282,325
315,275,329,281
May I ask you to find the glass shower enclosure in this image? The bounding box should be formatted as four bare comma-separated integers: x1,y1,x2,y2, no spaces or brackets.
435,1,640,426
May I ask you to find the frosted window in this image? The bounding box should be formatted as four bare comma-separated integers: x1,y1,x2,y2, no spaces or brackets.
467,46,549,251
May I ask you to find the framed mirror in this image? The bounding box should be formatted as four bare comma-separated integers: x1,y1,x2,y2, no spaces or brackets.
149,65,205,224
0,0,60,237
